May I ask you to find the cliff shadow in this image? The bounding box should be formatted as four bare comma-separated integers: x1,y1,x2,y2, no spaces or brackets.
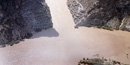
31,28,59,39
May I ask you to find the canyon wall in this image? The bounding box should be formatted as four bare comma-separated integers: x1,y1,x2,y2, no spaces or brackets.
0,0,52,47
67,0,130,31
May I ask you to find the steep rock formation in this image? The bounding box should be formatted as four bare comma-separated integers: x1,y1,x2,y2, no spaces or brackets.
67,0,130,31
0,0,52,47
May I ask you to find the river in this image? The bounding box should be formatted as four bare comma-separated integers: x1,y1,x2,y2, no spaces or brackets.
0,0,130,65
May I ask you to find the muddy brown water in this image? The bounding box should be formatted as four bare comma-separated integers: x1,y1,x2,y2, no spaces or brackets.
0,0,130,65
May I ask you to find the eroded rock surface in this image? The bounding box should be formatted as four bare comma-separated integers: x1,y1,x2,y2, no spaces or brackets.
67,0,130,31
0,0,52,47
78,57,130,65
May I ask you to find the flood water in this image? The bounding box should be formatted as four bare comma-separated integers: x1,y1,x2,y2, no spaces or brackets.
0,0,130,65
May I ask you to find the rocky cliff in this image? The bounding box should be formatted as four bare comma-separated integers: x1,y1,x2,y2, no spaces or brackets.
67,0,130,31
0,0,52,47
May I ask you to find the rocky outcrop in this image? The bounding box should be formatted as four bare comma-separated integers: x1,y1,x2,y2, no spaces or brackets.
67,0,130,31
0,0,52,47
78,57,130,65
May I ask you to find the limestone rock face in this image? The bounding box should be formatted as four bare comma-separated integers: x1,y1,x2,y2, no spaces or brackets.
0,0,53,47
106,17,121,29
67,0,130,31
120,15,130,31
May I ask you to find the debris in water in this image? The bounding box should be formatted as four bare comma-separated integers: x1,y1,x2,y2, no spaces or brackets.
127,54,129,59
